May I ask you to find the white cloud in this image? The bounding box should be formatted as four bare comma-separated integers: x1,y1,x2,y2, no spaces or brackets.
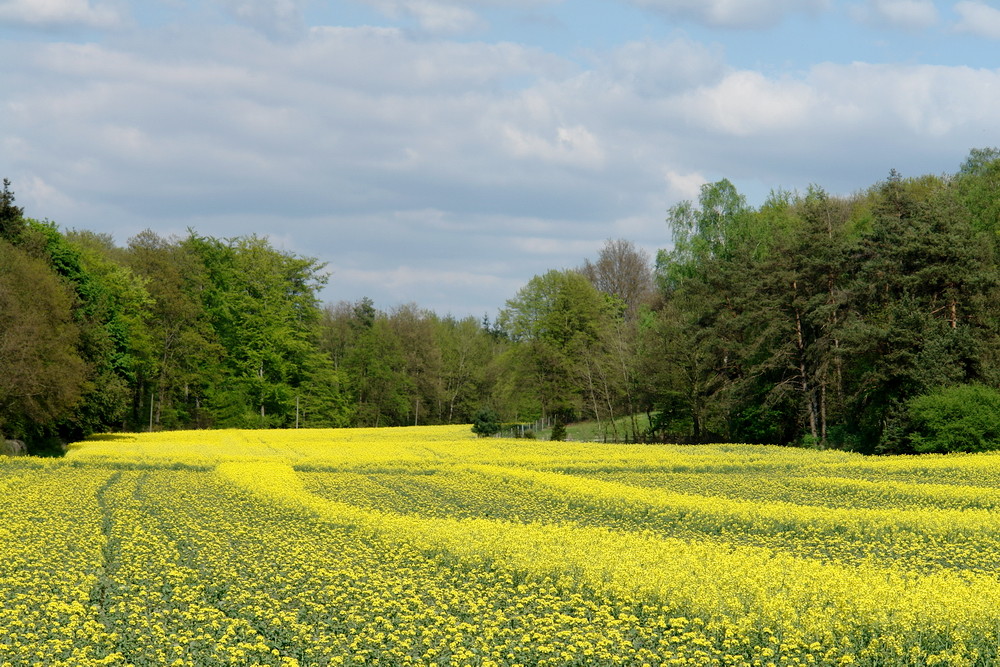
850,0,938,30
676,71,818,136
664,170,706,201
361,0,486,34
601,38,726,96
360,0,563,33
14,29,994,226
807,62,1000,137
213,0,309,39
6,20,1000,314
502,123,605,168
301,25,572,92
19,175,77,213
0,0,122,28
627,0,828,28
954,1,1000,39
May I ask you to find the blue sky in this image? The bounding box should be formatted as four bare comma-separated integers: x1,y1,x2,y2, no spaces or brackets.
3,0,1000,317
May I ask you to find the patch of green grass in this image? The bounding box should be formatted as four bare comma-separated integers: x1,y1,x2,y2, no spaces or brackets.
538,413,652,442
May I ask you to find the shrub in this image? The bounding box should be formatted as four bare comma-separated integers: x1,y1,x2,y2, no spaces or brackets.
550,421,567,441
471,409,501,438
904,384,1000,453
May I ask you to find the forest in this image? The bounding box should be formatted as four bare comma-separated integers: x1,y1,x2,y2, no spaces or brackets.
4,147,1000,455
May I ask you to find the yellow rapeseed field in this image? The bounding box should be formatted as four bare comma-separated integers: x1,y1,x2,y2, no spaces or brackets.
4,425,1000,665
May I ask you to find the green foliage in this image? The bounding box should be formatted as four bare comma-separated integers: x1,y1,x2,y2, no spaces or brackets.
9,149,1000,454
343,316,414,427
903,384,1000,453
838,173,994,451
499,269,609,346
471,409,501,437
498,269,615,423
657,179,756,291
184,233,334,428
956,147,1000,233
549,420,567,441
124,230,222,430
296,363,354,428
318,300,507,427
65,230,153,434
0,178,25,242
5,220,152,443
0,239,87,449
645,154,1000,450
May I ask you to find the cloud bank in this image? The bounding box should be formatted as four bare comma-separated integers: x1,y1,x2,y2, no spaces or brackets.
1,0,996,315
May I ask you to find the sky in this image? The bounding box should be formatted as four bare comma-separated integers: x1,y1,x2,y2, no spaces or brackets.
2,0,1000,318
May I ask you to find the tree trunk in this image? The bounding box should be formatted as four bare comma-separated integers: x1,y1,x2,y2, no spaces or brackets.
793,281,818,440
583,358,603,439
819,381,827,446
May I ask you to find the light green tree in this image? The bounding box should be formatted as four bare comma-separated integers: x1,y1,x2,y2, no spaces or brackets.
499,269,615,429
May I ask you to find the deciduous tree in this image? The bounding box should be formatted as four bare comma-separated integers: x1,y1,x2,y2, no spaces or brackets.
0,240,87,449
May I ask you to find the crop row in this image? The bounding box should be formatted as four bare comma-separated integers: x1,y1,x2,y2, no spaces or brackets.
100,467,761,666
0,466,118,666
224,460,1000,665
9,427,1000,666
299,462,1000,575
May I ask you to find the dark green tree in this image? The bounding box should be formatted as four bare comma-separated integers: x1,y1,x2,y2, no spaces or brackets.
124,230,224,430
387,304,445,425
344,315,413,427
471,409,501,437
0,179,25,242
651,179,775,443
0,240,88,451
435,315,496,424
838,171,997,451
6,221,151,442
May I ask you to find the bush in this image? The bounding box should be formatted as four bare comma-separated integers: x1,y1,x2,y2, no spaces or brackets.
904,384,1000,453
550,421,566,442
471,409,501,438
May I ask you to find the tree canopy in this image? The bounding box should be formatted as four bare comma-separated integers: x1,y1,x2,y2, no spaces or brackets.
6,148,1000,453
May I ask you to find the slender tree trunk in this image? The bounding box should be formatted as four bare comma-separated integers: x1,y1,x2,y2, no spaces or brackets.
598,363,619,443
793,281,818,440
584,358,603,439
156,328,176,429
820,381,827,446
690,378,702,442
612,321,639,441
258,362,265,422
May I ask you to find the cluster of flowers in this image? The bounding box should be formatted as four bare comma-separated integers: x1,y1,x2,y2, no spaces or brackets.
1,428,998,665
0,463,121,666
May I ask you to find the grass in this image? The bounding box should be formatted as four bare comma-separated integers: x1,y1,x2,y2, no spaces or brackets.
535,413,653,442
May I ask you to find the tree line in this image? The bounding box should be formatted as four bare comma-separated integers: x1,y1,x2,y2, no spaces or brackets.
4,148,1000,454
651,149,1000,453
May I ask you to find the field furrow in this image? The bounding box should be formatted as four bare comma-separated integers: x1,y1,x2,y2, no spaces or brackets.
0,467,119,666
2,426,999,666
300,463,1000,575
